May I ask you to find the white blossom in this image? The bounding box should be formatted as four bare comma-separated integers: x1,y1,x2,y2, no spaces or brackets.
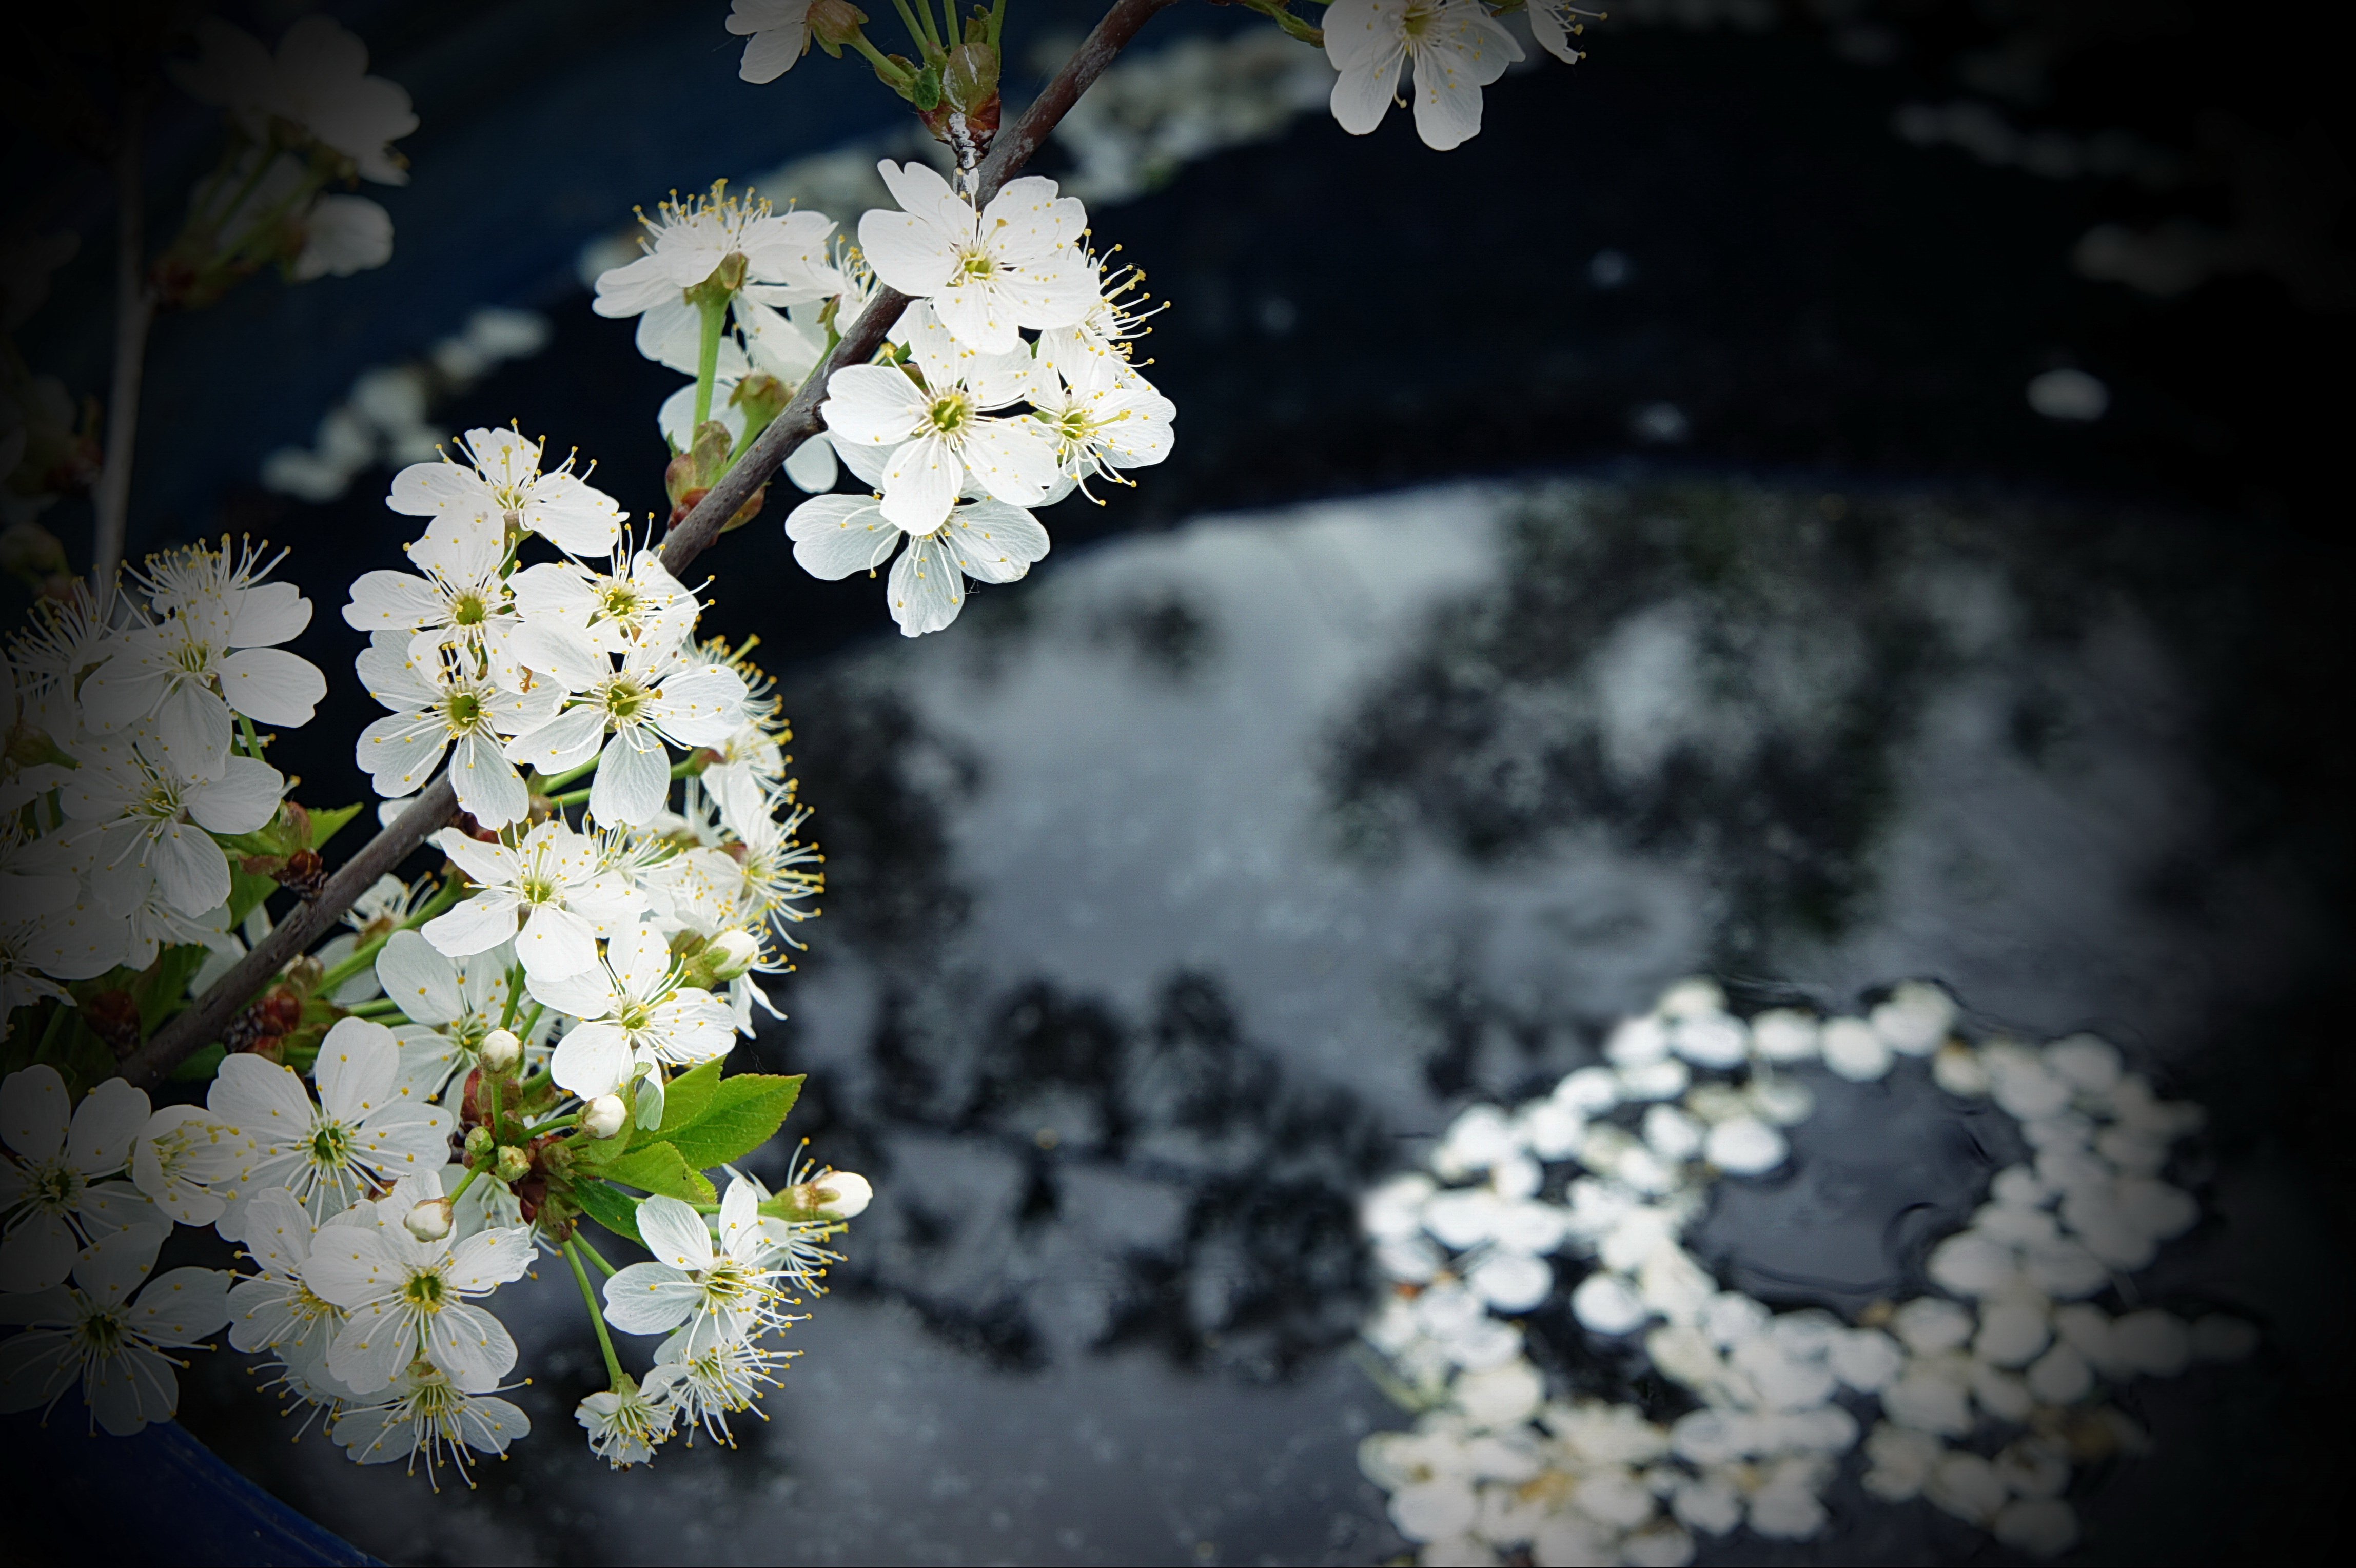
577,1377,677,1468
293,195,395,280
375,931,531,1102
423,820,646,980
59,727,284,917
206,1019,452,1234
819,303,1061,533
1026,353,1177,497
857,162,1093,354
1323,0,1523,153
354,632,560,829
593,182,834,325
508,547,700,659
304,1176,534,1396
388,427,625,559
726,0,814,84
604,1181,793,1353
130,1104,249,1227
225,1186,357,1389
640,1324,791,1445
501,642,748,828
0,1224,229,1435
330,1359,530,1484
0,1070,160,1291
169,16,418,184
536,920,735,1104
1528,3,1601,67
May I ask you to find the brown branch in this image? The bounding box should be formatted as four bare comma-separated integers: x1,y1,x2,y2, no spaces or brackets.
91,89,154,598
122,0,1181,1089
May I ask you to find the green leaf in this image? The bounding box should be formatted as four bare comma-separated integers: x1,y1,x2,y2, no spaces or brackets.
603,1141,718,1204
573,1179,645,1247
306,802,363,851
170,1043,227,1083
655,1059,723,1135
226,868,277,926
657,1073,803,1172
133,944,212,1034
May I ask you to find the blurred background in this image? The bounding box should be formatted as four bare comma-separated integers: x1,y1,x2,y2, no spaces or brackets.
4,1,2350,1562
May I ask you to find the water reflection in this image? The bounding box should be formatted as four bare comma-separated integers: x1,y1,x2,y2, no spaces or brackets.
184,479,2316,1564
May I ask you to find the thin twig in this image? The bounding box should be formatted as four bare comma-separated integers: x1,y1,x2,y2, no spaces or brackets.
122,0,1181,1089
91,90,155,598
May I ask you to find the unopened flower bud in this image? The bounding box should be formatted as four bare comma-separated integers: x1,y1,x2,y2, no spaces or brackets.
809,0,867,51
404,1198,454,1242
583,1095,629,1139
464,1125,496,1163
494,1144,531,1183
810,1170,872,1220
709,929,762,982
479,1028,523,1075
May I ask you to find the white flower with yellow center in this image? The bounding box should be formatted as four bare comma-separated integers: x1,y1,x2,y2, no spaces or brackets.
593,180,835,335
131,1103,250,1226
604,1181,794,1354
373,932,537,1103
1026,354,1177,499
329,1357,531,1484
225,1186,357,1387
857,161,1093,355
354,633,562,830
535,919,735,1105
206,1018,453,1237
388,426,625,559
422,819,647,981
58,724,284,917
0,1069,160,1292
501,641,749,828
641,1327,792,1445
0,1223,231,1436
576,1376,677,1468
819,302,1061,534
509,546,700,659
343,512,529,685
304,1176,534,1396
80,542,325,777
1323,0,1524,152
1529,3,1603,66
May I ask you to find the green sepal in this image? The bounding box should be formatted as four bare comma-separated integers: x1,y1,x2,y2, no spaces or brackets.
306,801,364,852
603,1140,719,1204
567,1120,634,1174
573,1179,646,1247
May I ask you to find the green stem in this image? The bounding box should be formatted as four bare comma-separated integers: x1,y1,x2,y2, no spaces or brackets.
524,1112,579,1136
312,875,464,996
988,0,1005,48
517,1002,545,1044
534,758,599,794
692,293,728,430
238,714,263,759
564,1237,627,1386
939,0,960,48
546,786,593,807
575,1232,619,1277
346,997,404,1017
448,1165,482,1205
499,963,526,1030
849,31,915,91
1241,0,1324,44
891,0,939,54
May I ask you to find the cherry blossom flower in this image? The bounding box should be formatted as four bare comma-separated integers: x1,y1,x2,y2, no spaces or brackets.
0,1224,230,1435
509,547,699,659
304,1176,534,1396
388,428,625,559
535,920,735,1105
1026,354,1177,497
577,1377,677,1468
344,512,534,688
375,932,533,1102
354,633,561,830
819,303,1061,532
1529,3,1602,66
80,545,324,777
293,195,396,280
330,1358,531,1484
1035,246,1164,390
205,1020,453,1235
130,1104,248,1227
641,1327,792,1445
501,642,748,828
787,486,1049,637
727,0,814,83
59,726,285,917
858,162,1093,355
592,183,834,326
604,1182,795,1354
1,898,130,1001
226,1186,356,1388
423,820,646,981
1323,0,1524,153
1,1069,160,1291
169,16,418,183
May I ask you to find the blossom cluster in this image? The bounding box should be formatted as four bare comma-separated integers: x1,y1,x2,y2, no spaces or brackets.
1356,979,2257,1565
0,429,863,1477
593,162,1175,638
1318,1,1604,153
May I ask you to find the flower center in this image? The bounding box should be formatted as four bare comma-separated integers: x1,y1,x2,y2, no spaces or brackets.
600,585,640,621
617,999,655,1034
925,391,973,436
170,639,218,676
520,873,557,905
309,1119,355,1168
31,1162,82,1210
446,691,484,728
957,248,996,280
401,1268,449,1312
73,1306,128,1359
450,592,489,628
136,782,182,821
603,681,650,722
